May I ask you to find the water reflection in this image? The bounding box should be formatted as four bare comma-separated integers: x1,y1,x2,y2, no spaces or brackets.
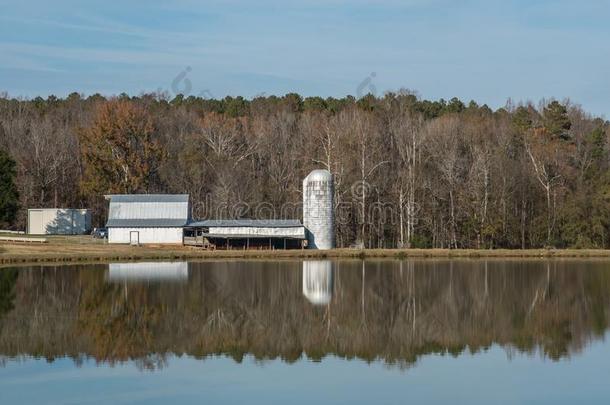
302,261,333,305
107,262,189,282
0,259,609,369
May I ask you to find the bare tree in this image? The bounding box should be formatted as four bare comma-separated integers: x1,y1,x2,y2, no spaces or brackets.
390,109,425,247
523,128,564,245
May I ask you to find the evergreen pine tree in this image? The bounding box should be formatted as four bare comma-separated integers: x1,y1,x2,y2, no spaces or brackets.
0,149,19,227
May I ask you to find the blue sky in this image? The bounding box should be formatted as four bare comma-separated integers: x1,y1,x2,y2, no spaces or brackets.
2,344,610,404
1,0,609,116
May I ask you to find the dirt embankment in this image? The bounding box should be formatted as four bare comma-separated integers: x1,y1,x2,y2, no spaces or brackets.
2,235,610,267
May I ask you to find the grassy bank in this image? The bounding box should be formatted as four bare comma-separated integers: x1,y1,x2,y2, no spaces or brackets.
3,235,610,267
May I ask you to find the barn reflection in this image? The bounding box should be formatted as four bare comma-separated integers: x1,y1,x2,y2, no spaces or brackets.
107,262,189,282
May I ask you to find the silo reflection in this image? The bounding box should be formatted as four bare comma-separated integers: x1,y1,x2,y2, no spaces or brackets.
302,260,334,305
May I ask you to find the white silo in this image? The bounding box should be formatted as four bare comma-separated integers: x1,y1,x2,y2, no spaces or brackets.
303,169,335,249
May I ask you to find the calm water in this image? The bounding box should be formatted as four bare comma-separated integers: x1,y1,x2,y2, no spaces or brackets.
0,259,609,404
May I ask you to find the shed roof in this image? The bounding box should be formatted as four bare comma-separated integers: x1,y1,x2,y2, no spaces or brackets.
187,219,303,228
195,233,305,239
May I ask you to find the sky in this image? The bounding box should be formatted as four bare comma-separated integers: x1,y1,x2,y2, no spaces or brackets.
0,0,609,116
2,344,610,404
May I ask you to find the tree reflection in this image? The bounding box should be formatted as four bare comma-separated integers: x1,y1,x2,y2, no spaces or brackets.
0,269,17,315
0,260,609,369
0,268,17,326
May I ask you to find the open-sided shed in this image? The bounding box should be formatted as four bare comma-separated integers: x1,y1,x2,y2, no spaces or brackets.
184,219,306,249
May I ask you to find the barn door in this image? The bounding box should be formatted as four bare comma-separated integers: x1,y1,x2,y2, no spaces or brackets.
130,231,140,246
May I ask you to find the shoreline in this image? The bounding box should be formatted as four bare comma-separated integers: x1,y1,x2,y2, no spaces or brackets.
3,240,610,267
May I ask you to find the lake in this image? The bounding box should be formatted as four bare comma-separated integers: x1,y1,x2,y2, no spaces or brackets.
0,259,609,404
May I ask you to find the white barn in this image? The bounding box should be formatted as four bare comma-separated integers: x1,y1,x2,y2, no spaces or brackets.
105,194,189,244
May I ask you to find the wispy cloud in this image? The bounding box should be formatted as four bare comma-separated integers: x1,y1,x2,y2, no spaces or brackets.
0,0,608,116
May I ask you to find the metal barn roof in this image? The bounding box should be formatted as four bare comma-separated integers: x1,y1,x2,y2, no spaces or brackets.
105,194,189,203
106,194,190,228
187,219,303,228
106,218,189,227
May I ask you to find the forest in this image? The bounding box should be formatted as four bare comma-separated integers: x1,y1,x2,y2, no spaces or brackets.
0,91,609,249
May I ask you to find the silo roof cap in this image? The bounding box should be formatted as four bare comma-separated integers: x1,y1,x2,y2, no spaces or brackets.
305,169,333,181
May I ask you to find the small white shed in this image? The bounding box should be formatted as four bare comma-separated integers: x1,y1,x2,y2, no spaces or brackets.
27,209,91,235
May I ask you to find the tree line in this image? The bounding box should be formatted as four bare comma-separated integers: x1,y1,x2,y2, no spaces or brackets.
0,90,608,248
